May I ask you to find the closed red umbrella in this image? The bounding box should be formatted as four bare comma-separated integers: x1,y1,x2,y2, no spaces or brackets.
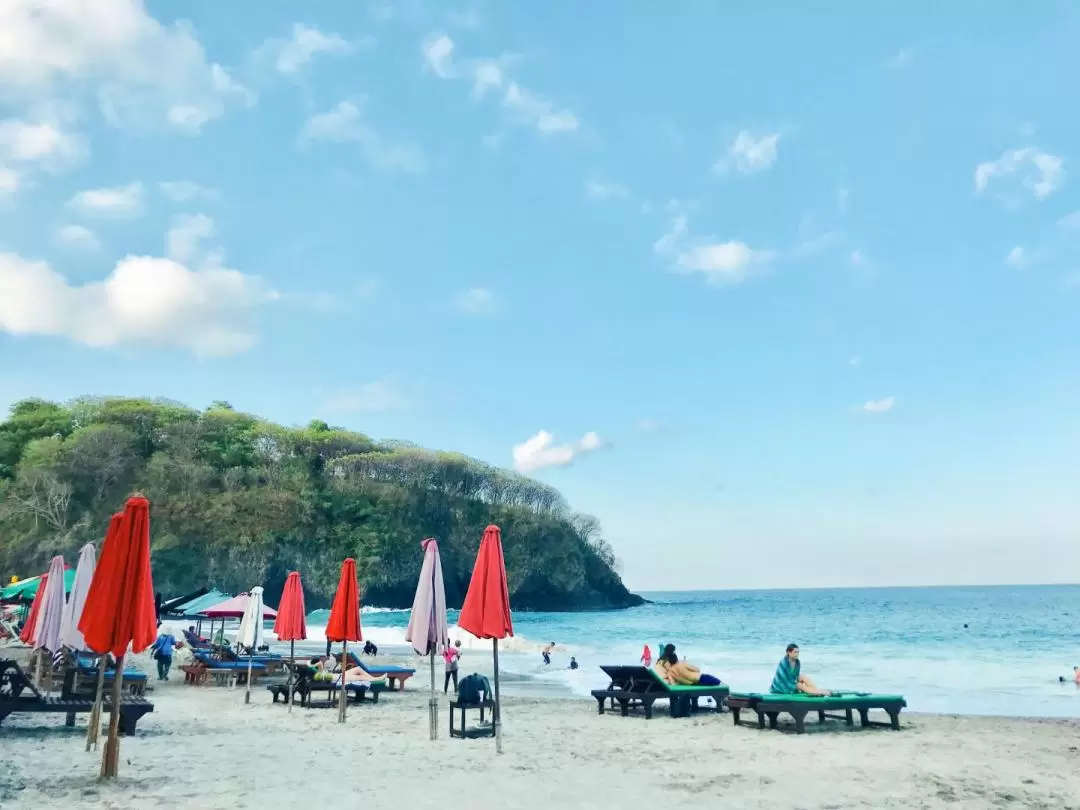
326,558,362,723
273,571,307,712
82,512,122,754
458,525,513,753
18,573,48,646
78,496,156,778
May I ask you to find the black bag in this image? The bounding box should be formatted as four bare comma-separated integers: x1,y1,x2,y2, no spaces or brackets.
457,673,491,704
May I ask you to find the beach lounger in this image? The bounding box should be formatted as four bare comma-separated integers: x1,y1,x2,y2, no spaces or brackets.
727,692,907,734
74,656,149,696
0,659,153,734
219,647,285,674
591,665,729,719
337,652,415,690
182,652,267,686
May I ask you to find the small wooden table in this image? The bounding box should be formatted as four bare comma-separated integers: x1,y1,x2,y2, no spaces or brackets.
448,698,496,739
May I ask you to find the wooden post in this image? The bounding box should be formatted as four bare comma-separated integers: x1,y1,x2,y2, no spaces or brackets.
100,653,125,779
85,661,107,751
244,652,253,704
288,640,295,714
338,641,347,723
429,649,437,741
493,639,503,754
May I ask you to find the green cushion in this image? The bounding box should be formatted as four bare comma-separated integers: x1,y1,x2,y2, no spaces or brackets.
648,669,727,692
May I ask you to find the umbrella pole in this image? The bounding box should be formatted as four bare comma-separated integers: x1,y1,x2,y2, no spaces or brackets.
100,653,125,779
85,659,107,751
288,640,295,714
493,638,503,754
244,651,253,704
338,641,347,724
429,649,436,741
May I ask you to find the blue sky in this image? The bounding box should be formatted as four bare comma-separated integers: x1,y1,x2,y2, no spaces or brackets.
2,1,1079,590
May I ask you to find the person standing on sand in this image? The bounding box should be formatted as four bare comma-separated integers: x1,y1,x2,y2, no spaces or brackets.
771,643,830,696
443,640,462,693
150,629,177,681
542,642,555,666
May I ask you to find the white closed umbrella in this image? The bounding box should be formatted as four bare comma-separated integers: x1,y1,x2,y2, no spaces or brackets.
235,586,266,705
60,543,96,652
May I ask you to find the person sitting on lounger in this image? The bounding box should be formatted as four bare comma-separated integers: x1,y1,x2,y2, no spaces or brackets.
311,655,336,682
655,644,722,686
771,643,830,696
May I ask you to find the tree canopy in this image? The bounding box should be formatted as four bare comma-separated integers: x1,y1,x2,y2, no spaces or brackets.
0,397,643,611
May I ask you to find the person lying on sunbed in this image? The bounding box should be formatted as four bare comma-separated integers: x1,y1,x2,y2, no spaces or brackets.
655,644,723,686
771,643,830,695
340,666,381,684
311,655,336,682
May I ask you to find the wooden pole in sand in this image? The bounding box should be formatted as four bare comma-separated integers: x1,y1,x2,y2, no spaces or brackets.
85,660,107,751
100,652,125,779
493,638,503,754
288,640,295,714
337,641,347,723
429,649,436,740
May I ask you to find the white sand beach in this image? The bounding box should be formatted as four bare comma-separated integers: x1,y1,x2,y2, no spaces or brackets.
2,650,1078,810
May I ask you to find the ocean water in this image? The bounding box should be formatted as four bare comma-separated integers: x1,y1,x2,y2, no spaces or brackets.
269,586,1080,718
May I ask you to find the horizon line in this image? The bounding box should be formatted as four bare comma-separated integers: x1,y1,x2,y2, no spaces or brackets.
630,582,1080,595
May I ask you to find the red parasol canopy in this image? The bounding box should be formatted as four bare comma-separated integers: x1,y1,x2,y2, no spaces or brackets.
273,572,307,641
201,593,277,619
325,558,362,642
458,524,514,640
78,497,157,657
18,573,48,645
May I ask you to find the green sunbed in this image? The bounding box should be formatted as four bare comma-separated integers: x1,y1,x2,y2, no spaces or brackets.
728,691,907,734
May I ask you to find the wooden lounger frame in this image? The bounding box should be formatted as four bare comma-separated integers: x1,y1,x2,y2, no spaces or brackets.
591,665,729,720
727,693,906,734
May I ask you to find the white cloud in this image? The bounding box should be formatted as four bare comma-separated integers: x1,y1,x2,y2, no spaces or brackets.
67,182,144,218
1057,210,1080,229
887,48,915,68
55,225,100,251
654,214,773,285
0,248,275,358
422,34,455,79
420,33,578,135
974,147,1064,201
452,287,497,314
321,378,411,413
1005,246,1027,269
863,396,895,414
512,430,603,473
0,167,18,195
159,180,217,203
585,179,630,201
0,0,254,135
166,213,215,264
257,23,354,75
715,130,780,175
0,118,84,169
300,100,426,173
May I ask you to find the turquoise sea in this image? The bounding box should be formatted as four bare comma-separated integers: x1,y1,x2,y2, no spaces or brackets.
291,585,1080,718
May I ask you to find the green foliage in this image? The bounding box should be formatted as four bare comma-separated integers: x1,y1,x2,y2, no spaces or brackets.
0,397,641,611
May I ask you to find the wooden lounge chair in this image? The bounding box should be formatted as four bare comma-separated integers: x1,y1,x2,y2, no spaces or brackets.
72,655,149,696
727,691,907,734
0,659,153,734
182,651,267,686
591,665,729,719
337,653,415,691
218,647,285,675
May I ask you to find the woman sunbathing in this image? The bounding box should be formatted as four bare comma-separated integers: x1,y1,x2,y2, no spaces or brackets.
654,644,723,686
340,666,381,684
771,643,830,695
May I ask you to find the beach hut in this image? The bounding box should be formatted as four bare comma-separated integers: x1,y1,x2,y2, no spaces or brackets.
458,525,513,754
405,538,449,740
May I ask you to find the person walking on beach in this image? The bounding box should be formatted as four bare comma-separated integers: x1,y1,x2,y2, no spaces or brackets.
771,643,830,696
640,644,652,667
150,629,177,681
443,640,462,693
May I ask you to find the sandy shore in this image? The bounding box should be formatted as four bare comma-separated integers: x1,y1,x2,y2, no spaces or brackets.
1,652,1078,810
